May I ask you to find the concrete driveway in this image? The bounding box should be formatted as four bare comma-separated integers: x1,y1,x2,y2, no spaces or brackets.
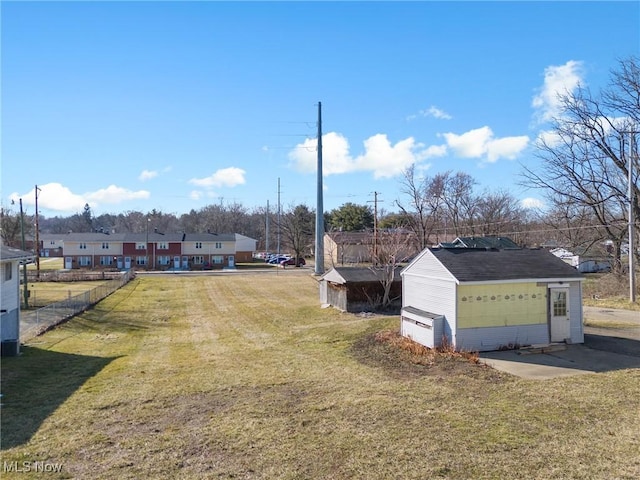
480,306,640,380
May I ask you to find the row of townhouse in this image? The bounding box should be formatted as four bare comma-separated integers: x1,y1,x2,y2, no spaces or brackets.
38,232,257,271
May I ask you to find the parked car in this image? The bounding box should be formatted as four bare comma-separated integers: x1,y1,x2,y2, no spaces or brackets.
280,257,306,267
268,255,290,264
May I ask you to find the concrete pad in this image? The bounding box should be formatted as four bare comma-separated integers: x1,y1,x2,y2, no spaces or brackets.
480,344,640,380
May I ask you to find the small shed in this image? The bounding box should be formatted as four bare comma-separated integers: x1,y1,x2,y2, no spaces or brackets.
401,248,585,352
319,266,402,313
1,245,35,356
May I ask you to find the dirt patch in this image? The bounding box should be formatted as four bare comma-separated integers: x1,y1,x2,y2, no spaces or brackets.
350,329,505,381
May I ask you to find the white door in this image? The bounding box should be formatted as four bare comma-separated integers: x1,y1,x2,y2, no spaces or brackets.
124,257,131,269
174,256,181,269
550,288,571,342
182,256,189,269
228,256,235,268
65,257,73,269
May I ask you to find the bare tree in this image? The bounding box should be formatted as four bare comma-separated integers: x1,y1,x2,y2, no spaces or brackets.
278,204,315,261
521,56,640,272
395,165,446,249
368,229,412,310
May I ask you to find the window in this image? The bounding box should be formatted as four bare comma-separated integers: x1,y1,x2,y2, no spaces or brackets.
212,255,224,264
195,242,202,249
79,243,87,250
192,256,204,265
79,256,91,266
158,255,170,266
102,242,109,249
553,291,567,317
136,256,147,266
4,263,12,281
100,256,113,266
157,242,168,250
136,242,146,250
215,242,222,249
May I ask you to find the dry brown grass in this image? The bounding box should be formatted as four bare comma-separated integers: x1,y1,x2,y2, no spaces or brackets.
2,272,639,480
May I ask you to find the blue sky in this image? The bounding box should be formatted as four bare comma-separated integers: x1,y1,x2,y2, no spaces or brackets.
2,1,639,218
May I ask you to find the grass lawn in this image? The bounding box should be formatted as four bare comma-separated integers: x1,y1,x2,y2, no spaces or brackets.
1,272,639,479
20,281,113,309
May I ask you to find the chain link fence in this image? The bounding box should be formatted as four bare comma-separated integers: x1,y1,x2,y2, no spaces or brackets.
20,270,135,342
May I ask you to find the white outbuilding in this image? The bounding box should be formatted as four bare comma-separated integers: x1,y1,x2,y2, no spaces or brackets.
400,247,585,352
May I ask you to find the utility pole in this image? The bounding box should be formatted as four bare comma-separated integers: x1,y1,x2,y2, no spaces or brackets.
277,178,281,256
368,191,383,263
34,185,41,279
315,101,324,275
627,131,637,303
19,199,29,308
265,200,270,253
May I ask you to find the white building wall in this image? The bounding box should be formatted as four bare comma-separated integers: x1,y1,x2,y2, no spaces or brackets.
568,281,584,344
457,324,550,352
402,272,457,344
235,234,257,253
182,241,235,256
1,261,20,340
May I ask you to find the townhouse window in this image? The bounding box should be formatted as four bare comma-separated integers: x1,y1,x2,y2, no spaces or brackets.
157,242,168,250
215,242,222,249
79,256,91,266
100,256,113,266
102,242,109,249
192,256,204,265
79,243,87,250
195,242,202,249
136,242,146,250
136,256,147,266
212,255,224,264
158,255,170,266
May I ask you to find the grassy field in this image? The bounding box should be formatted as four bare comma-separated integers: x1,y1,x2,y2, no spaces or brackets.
1,272,639,479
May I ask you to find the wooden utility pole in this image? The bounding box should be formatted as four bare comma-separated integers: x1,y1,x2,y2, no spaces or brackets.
35,185,41,279
265,200,270,253
627,132,637,302
277,178,281,256
369,191,383,263
314,101,324,275
19,199,29,308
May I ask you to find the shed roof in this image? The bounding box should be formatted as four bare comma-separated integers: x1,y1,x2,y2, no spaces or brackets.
427,247,584,282
1,245,35,263
320,266,403,284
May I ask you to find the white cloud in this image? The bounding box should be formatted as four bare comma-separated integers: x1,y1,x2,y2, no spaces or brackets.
190,190,203,201
407,105,453,121
288,131,443,178
521,197,545,210
532,60,584,123
189,167,246,188
442,126,529,163
535,129,563,148
139,169,158,181
86,185,150,204
354,134,428,179
486,136,530,163
9,182,149,213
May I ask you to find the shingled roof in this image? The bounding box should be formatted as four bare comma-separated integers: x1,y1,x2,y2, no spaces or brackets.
321,266,403,284
429,247,584,282
1,245,34,262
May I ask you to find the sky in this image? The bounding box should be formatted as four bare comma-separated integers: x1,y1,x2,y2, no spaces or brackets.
2,1,639,219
